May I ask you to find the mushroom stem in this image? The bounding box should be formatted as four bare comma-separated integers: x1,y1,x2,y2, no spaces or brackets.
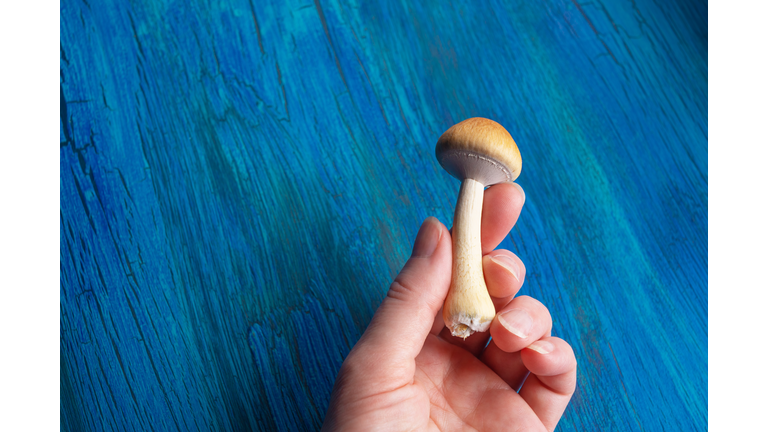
443,178,496,339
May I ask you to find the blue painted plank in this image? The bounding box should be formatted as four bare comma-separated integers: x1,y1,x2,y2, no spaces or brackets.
61,0,706,430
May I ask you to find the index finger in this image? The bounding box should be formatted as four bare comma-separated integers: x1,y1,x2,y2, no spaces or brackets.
481,182,525,254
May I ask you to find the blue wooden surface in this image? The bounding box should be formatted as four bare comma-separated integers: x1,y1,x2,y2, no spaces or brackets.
60,0,707,430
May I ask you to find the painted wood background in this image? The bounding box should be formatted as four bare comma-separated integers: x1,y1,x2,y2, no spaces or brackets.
60,0,707,430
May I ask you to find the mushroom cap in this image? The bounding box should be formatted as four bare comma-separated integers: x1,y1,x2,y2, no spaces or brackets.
435,118,522,186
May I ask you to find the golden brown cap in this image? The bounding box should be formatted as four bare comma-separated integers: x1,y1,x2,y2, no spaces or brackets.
435,118,522,185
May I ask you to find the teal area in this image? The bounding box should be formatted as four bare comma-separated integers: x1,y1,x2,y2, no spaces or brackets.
60,0,706,430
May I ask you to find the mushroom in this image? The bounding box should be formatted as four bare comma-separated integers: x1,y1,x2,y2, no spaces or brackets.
435,118,522,339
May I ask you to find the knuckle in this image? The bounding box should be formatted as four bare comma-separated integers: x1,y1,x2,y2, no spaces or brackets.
387,279,412,302
551,337,578,366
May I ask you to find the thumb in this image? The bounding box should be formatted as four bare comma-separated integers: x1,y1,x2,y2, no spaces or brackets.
355,216,452,366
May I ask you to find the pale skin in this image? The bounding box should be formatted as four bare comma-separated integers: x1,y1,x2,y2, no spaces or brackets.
322,183,578,431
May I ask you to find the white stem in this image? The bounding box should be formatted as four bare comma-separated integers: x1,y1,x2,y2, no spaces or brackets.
443,178,497,338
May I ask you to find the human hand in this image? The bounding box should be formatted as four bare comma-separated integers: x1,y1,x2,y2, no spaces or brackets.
322,183,577,431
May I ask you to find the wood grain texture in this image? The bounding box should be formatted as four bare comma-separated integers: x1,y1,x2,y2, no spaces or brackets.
60,0,706,430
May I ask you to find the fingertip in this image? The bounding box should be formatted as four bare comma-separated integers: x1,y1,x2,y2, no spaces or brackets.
408,217,452,272
487,253,521,283
486,181,525,207
521,337,577,378
436,218,452,244
432,219,453,263
508,181,525,204
411,217,442,258
525,340,555,355
483,250,526,300
489,296,551,353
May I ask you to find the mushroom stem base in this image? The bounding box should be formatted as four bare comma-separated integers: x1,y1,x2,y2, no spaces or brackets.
447,313,492,339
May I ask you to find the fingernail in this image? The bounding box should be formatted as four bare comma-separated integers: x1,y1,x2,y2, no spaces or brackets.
489,254,520,282
526,340,555,354
497,309,533,339
412,217,441,258
509,182,526,202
